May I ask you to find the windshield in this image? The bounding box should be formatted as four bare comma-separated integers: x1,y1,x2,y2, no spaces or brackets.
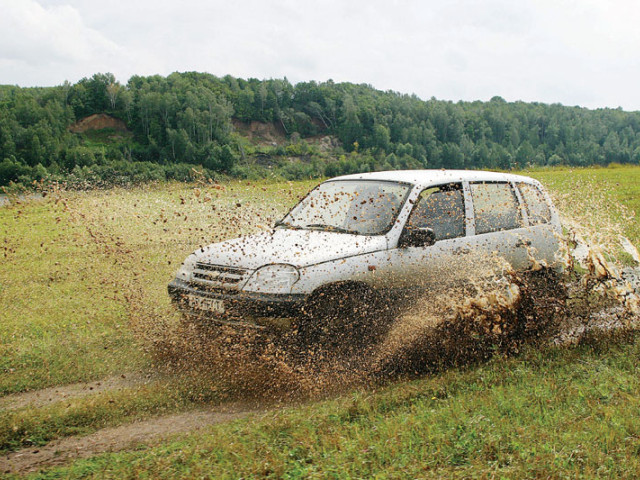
279,180,411,235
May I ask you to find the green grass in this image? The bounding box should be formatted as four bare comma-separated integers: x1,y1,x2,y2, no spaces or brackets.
0,198,140,394
1,167,640,478
81,128,134,146
526,165,640,245
19,333,640,479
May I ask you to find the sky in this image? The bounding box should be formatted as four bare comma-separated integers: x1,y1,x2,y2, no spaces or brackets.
1,0,640,111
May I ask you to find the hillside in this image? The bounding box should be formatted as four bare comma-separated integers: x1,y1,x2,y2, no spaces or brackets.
1,72,640,188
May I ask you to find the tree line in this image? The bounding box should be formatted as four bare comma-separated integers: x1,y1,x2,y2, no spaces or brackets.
1,71,640,187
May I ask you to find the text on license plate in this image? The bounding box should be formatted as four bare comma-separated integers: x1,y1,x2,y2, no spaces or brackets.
187,295,225,314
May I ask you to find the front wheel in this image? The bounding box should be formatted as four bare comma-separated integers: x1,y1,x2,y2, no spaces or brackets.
297,284,394,354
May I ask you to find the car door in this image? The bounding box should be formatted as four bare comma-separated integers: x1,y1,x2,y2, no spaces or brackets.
374,182,473,290
465,181,530,269
514,181,560,267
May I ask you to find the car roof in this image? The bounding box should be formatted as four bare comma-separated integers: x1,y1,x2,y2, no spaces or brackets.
329,169,541,189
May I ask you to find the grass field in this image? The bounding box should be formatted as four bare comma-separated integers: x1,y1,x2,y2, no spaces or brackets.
1,166,640,478
24,334,640,479
531,165,640,256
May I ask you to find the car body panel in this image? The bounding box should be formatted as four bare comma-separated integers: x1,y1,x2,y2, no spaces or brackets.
191,229,388,273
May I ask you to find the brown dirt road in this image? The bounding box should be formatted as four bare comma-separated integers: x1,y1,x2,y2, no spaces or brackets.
0,373,263,476
0,405,259,476
0,373,156,412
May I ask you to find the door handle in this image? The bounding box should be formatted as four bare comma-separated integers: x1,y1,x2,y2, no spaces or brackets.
515,239,532,247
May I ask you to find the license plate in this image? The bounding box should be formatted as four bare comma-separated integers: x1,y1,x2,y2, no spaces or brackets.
187,295,225,314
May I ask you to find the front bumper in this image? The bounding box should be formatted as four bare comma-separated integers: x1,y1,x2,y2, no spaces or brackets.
168,277,307,327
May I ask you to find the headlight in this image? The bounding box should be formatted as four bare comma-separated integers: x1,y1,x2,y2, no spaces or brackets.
175,254,197,281
243,264,300,294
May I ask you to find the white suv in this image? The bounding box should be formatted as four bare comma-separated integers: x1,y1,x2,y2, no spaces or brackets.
168,170,561,339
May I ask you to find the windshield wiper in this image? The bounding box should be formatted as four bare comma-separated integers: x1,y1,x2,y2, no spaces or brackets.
305,223,358,234
274,220,301,229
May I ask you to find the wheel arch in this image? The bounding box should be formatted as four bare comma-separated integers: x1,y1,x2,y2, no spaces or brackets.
307,280,376,303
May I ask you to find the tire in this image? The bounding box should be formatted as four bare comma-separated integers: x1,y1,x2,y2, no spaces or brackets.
297,284,393,354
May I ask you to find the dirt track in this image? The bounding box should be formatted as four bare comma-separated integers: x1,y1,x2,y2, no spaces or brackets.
0,373,157,412
1,373,265,475
0,403,260,475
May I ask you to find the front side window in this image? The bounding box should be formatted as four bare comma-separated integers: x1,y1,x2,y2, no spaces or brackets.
279,180,411,235
517,182,551,225
405,183,466,240
471,182,523,234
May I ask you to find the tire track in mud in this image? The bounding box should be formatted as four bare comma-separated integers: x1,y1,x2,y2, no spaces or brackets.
0,405,261,476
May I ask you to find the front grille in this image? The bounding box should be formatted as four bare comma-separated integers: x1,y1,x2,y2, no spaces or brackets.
188,285,240,296
193,263,246,283
189,262,250,293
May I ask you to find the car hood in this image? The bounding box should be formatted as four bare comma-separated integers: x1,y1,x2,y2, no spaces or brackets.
191,228,388,270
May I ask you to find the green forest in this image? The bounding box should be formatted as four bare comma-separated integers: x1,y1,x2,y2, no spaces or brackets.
2,71,640,188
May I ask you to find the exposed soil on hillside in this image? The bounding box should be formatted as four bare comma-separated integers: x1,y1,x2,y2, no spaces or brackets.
69,114,128,133
307,133,342,152
231,119,339,152
232,119,287,145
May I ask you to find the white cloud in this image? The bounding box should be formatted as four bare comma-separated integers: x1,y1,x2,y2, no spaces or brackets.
2,0,640,110
0,0,119,62
0,0,132,84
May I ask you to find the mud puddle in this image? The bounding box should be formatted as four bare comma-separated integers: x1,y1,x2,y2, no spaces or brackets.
0,404,261,476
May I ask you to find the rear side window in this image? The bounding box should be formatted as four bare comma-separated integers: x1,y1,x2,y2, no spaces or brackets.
471,182,523,234
406,183,465,240
517,182,551,225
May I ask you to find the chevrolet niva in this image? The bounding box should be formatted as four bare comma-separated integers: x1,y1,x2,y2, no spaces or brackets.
168,170,561,343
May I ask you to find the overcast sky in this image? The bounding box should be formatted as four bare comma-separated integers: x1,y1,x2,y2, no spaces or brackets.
1,0,639,111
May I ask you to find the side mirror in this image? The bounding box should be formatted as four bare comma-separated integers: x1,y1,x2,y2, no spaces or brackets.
398,227,436,248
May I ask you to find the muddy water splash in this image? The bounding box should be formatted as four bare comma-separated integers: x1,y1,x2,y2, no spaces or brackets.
551,229,640,344
56,179,639,402
136,260,553,399
369,253,567,378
